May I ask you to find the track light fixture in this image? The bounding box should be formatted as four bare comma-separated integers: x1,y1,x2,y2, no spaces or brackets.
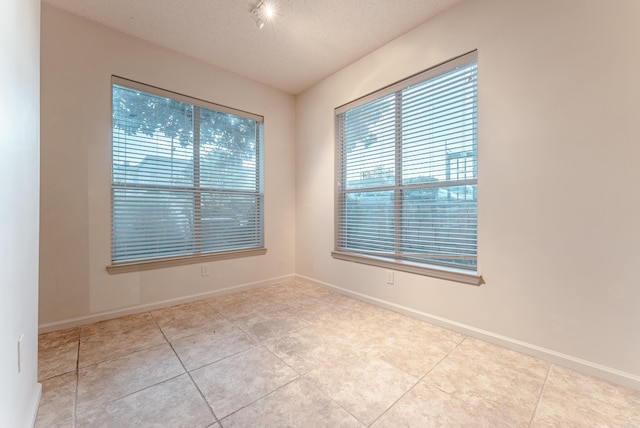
250,0,276,29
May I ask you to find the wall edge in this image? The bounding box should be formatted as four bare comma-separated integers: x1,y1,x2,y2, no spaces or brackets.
295,274,640,392
38,274,295,334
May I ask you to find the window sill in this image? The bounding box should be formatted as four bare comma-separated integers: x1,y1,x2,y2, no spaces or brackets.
107,248,267,274
331,251,483,286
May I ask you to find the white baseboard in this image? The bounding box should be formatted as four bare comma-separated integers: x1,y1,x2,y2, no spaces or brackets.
296,274,640,392
38,274,295,334
37,271,640,391
27,382,41,428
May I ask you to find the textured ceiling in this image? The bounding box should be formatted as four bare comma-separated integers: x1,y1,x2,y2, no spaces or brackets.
42,0,463,94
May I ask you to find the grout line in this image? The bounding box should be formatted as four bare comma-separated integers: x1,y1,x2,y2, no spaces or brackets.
76,313,167,370
366,379,418,427
258,341,299,374
95,372,187,403
72,333,80,428
155,294,326,423
68,312,222,422
528,364,553,428
219,376,302,423
421,335,468,384
75,311,185,421
300,374,369,427
182,344,258,373
217,285,369,423
150,314,224,428
76,341,169,370
202,281,365,425
368,337,468,427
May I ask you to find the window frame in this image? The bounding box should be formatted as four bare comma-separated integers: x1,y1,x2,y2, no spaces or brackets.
107,76,266,273
332,51,482,285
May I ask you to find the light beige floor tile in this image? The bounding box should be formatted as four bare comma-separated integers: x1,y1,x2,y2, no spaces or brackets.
305,356,417,425
36,418,74,428
280,296,354,325
264,280,342,303
338,296,388,315
392,315,466,344
204,291,244,309
256,280,311,300
263,324,364,374
232,309,310,342
359,334,457,379
39,327,80,348
256,280,357,324
38,327,80,381
191,347,298,418
35,372,76,428
151,300,228,341
296,280,345,298
208,292,289,321
311,287,363,307
372,381,511,427
223,378,364,428
207,285,284,308
172,323,256,371
38,340,79,381
76,374,214,428
356,306,443,341
358,319,464,378
532,365,640,427
313,312,389,346
425,337,549,427
293,280,339,296
78,312,167,367
76,342,185,415
80,312,155,337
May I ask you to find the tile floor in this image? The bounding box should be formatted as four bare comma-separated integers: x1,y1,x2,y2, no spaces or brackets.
36,279,640,427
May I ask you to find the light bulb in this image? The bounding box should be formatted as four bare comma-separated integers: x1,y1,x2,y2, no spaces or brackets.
263,4,275,18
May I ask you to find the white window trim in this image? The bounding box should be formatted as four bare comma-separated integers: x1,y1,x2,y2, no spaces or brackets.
107,248,267,274
108,76,265,272
333,51,482,285
332,251,482,285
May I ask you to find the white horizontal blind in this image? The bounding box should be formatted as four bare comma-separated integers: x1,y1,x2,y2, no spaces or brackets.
111,77,264,265
336,51,478,271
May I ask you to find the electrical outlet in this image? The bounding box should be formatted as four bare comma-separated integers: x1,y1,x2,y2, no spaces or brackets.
386,270,394,285
201,265,210,276
17,334,24,373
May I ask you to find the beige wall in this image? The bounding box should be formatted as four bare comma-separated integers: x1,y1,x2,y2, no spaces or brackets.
40,4,296,327
296,0,640,387
0,0,41,424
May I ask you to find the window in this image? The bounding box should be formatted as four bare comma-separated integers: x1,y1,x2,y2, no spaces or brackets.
108,77,265,272
333,51,480,284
